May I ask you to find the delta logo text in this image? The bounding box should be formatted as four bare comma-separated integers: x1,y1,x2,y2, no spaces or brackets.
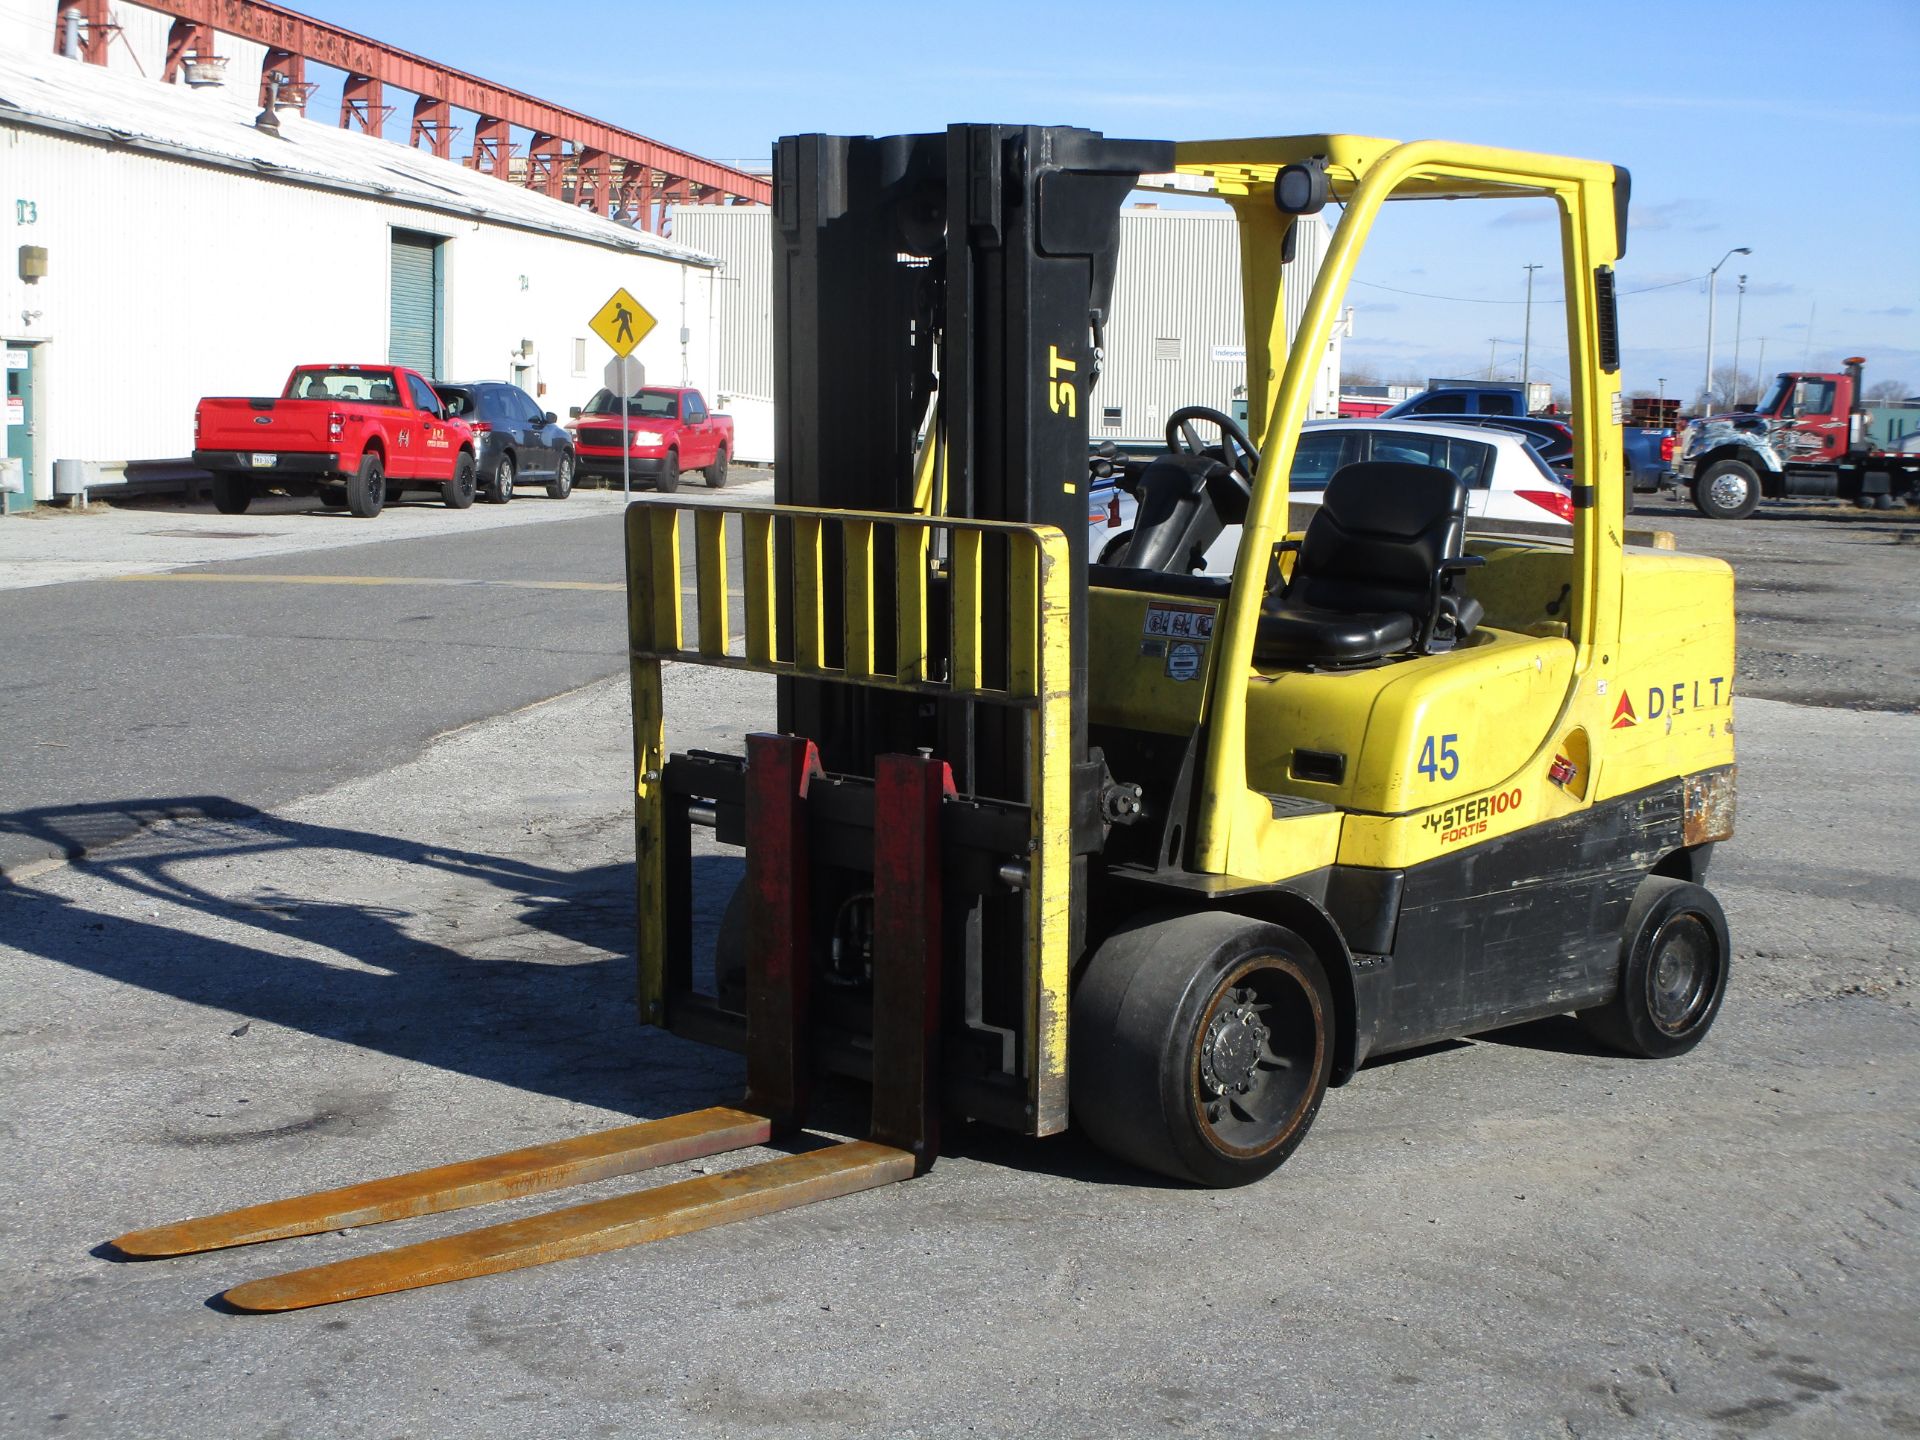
1612,675,1730,730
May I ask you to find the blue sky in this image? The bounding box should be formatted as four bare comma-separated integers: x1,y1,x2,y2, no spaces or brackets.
308,0,1919,403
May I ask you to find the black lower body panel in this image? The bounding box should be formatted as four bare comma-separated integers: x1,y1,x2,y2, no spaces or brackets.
1353,779,1688,1065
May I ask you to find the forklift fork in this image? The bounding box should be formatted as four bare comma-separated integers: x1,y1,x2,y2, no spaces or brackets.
109,740,953,1310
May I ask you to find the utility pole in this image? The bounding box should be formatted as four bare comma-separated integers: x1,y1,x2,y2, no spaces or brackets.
1754,339,1766,395
1658,377,1666,407
1704,245,1751,412
1486,337,1498,379
1520,263,1542,400
1731,274,1747,405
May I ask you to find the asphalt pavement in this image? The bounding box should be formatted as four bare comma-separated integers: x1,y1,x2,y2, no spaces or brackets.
0,484,1915,1437
0,480,766,876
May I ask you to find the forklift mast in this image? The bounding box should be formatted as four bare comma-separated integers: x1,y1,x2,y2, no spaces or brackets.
772,126,1171,778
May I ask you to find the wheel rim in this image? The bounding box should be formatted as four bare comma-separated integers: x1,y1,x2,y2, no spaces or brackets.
1708,470,1749,510
557,457,572,492
1645,914,1718,1035
498,460,512,499
1190,958,1322,1159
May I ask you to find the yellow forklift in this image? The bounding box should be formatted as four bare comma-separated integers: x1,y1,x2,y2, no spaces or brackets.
113,128,1736,1307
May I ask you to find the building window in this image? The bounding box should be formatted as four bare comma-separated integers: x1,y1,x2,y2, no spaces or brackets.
1102,406,1123,428
573,338,588,376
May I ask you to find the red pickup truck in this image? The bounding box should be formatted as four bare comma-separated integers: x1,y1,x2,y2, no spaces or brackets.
194,364,479,518
568,386,733,491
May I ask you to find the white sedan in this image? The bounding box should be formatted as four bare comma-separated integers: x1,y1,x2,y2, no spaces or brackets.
1092,418,1572,571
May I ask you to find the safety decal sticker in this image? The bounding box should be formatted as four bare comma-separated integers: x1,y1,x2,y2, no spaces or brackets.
1611,693,1637,729
1143,602,1215,640
1166,641,1203,682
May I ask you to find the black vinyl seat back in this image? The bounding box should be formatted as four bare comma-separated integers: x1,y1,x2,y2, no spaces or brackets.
1256,460,1483,665
1291,461,1469,618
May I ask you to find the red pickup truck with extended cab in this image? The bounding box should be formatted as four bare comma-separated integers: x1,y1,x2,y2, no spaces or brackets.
194,364,479,518
569,385,732,491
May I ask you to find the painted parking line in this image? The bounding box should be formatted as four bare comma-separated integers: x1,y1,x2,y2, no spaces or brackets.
109,573,747,598
112,573,627,592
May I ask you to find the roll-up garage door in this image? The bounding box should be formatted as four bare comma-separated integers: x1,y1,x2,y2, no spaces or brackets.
389,231,442,376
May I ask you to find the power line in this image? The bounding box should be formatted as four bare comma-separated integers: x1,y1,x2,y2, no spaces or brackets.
1349,272,1707,305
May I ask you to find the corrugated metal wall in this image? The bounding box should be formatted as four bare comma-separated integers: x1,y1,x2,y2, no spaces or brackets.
1097,209,1336,443
669,206,772,402
663,204,1338,461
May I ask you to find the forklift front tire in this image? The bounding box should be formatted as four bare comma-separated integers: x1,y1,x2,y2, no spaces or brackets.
1577,876,1730,1059
1071,911,1333,1188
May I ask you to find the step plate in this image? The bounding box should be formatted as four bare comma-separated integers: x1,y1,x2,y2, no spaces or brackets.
111,1106,772,1258
222,1140,915,1311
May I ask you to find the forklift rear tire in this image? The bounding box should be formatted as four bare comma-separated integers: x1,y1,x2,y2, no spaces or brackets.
1576,876,1730,1059
210,476,252,515
1071,911,1333,1188
347,454,386,518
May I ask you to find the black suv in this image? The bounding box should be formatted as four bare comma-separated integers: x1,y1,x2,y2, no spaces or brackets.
431,381,577,503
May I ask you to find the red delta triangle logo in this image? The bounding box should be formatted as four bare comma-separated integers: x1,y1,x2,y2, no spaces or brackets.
1611,693,1638,729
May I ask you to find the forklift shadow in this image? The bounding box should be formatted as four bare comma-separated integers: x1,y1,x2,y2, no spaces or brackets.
1471,1013,1619,1058
0,797,743,1121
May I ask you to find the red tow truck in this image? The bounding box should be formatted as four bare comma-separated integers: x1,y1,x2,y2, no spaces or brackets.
194,364,479,518
568,385,732,491
1676,357,1920,518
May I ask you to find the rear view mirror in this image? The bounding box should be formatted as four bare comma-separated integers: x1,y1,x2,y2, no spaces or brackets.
544,411,557,425
569,406,582,419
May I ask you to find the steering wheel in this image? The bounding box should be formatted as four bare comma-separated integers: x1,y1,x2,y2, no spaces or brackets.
1165,404,1260,499
1163,405,1260,526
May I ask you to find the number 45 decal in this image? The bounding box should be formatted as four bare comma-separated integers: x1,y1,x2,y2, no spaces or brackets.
1418,733,1460,782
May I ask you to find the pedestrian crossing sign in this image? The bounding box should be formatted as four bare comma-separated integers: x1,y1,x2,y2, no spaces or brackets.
590,288,655,357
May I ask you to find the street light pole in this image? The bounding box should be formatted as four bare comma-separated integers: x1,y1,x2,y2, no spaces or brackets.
1704,245,1752,413
1520,263,1542,403
1731,273,1747,406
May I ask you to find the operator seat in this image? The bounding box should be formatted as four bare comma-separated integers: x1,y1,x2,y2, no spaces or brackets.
1255,461,1485,666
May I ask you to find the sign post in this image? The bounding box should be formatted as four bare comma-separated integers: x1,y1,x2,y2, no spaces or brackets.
589,288,658,502
604,356,645,500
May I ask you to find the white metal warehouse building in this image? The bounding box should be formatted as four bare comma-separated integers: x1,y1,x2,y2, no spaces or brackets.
671,203,1340,459
0,40,722,512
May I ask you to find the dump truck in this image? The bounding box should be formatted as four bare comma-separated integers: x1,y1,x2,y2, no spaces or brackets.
115,128,1737,1310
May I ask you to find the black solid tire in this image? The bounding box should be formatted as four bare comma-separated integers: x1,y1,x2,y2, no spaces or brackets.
656,449,680,494
442,453,477,509
210,475,252,515
1072,910,1334,1187
347,454,385,518
317,484,347,510
1576,876,1730,1059
704,447,730,489
1693,459,1761,520
487,455,514,504
548,452,575,500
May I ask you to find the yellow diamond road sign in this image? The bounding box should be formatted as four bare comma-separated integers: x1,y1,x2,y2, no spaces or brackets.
590,288,655,357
